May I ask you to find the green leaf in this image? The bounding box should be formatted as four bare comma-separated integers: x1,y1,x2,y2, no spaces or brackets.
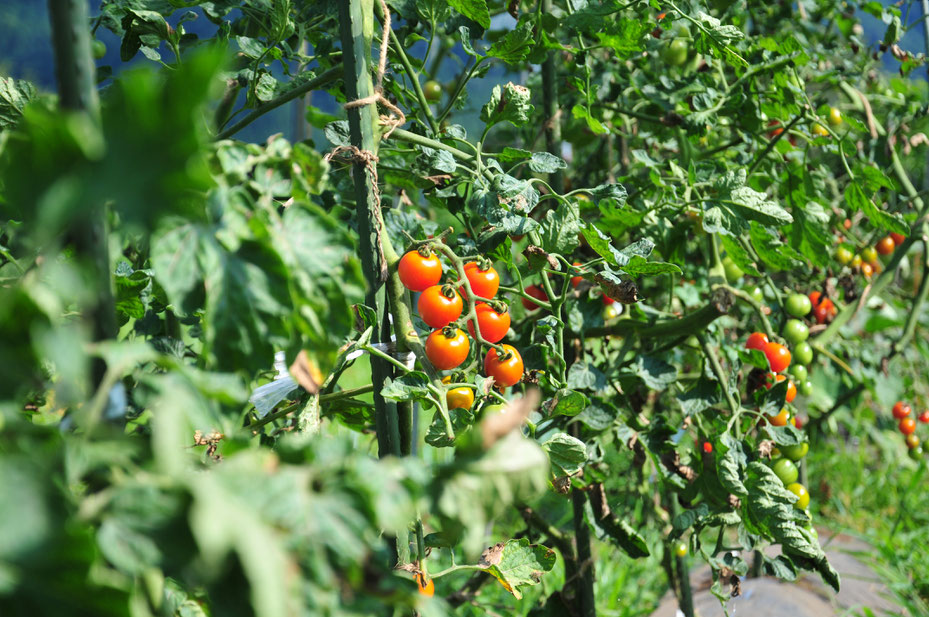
719,235,761,276
749,222,805,271
546,389,589,417
845,182,908,235
425,407,474,447
487,19,535,65
629,355,677,390
585,501,650,558
620,255,682,277
381,373,432,402
479,539,556,599
448,0,491,28
541,432,587,476
677,378,721,415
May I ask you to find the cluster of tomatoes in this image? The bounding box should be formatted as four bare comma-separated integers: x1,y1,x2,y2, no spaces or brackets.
398,248,525,390
891,401,929,461
744,327,811,509
835,231,905,280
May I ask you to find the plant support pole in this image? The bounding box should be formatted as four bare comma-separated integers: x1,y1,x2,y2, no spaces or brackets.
338,0,400,460
48,0,116,387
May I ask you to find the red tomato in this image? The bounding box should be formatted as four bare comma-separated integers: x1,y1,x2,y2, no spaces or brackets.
702,441,713,454
891,232,906,246
521,285,548,310
418,285,463,328
763,342,791,373
398,250,443,291
876,236,896,256
919,410,929,424
414,573,435,597
745,332,769,352
602,294,616,305
467,303,511,343
425,328,470,370
463,261,500,298
892,401,912,419
484,345,524,387
571,262,584,287
899,417,917,436
809,292,836,324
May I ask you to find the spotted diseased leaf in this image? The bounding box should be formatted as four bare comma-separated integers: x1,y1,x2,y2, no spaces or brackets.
528,151,568,173
539,201,582,254
481,82,534,129
478,539,556,599
0,77,38,130
541,432,587,476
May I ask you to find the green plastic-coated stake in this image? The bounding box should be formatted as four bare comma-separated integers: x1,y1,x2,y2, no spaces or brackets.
48,0,116,388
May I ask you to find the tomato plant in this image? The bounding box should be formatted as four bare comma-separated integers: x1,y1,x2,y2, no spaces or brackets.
3,0,929,615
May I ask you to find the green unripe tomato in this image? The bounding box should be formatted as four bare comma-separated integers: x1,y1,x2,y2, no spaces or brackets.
836,246,853,265
772,458,799,485
481,403,507,415
799,380,813,396
673,540,688,557
785,293,812,317
793,342,814,366
784,319,809,344
423,80,443,102
92,39,107,60
780,442,809,461
745,285,764,303
909,445,924,461
603,302,622,321
862,246,878,264
828,106,842,126
788,364,808,382
722,256,744,282
786,482,810,509
662,38,689,66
